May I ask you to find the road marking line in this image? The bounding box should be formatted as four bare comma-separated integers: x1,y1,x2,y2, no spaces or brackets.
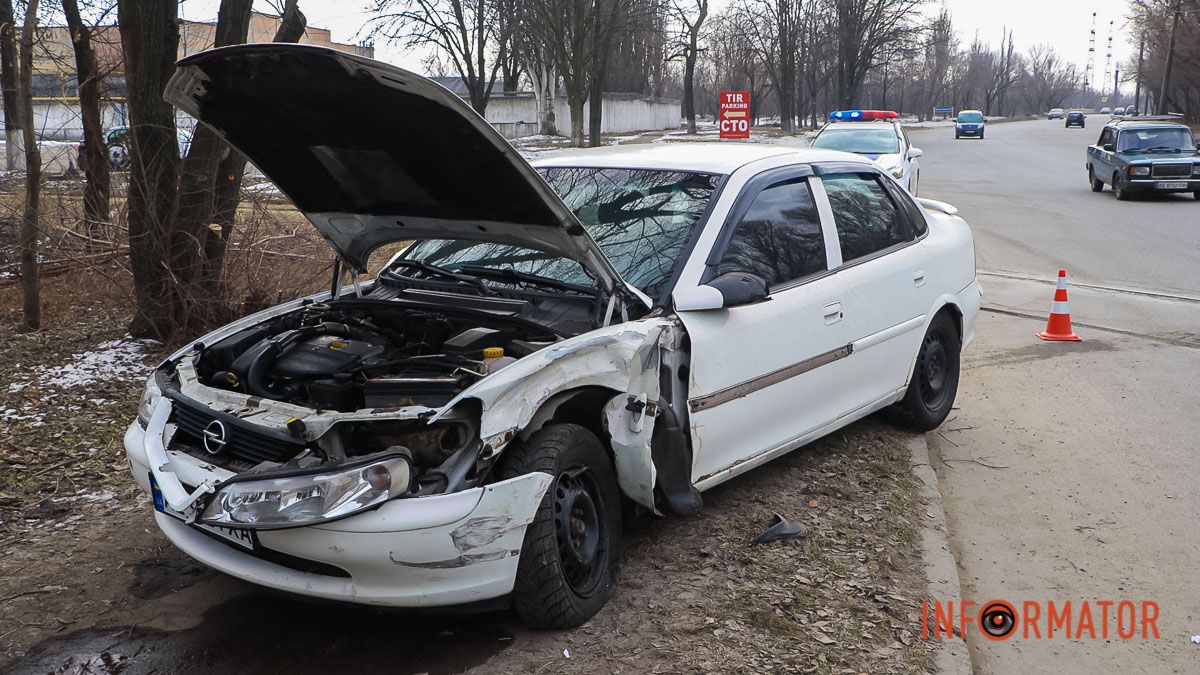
981,306,1200,349
979,270,1200,305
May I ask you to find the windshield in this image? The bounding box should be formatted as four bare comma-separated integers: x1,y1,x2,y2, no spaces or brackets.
1116,127,1196,152
394,168,720,297
811,128,900,154
957,112,984,123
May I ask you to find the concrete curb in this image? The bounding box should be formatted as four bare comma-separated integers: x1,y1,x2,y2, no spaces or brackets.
908,433,973,675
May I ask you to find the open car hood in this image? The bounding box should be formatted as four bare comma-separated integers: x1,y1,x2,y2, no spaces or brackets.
165,44,629,297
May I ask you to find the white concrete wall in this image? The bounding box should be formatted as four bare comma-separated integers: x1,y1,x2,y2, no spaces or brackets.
485,93,681,138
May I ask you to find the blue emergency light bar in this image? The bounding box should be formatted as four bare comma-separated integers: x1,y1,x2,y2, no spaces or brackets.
828,110,898,121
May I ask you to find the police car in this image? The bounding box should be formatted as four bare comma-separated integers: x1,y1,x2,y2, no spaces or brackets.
811,110,923,194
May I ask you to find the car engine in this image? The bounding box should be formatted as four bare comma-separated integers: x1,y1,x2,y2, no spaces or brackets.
194,299,557,413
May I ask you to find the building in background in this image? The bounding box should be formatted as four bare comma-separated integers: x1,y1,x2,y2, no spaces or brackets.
15,12,373,141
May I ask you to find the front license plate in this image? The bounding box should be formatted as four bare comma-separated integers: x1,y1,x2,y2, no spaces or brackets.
1157,182,1187,189
149,473,257,551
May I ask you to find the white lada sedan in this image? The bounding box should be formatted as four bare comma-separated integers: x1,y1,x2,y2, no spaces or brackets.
127,44,979,629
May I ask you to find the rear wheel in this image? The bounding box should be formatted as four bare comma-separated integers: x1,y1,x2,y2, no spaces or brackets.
501,423,621,629
884,312,960,431
1088,166,1104,192
1113,173,1131,200
1194,191,1200,200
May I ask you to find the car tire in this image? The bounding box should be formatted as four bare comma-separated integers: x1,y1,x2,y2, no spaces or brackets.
1113,173,1131,201
884,312,960,432
1089,167,1104,192
1193,191,1200,200
501,423,621,629
954,132,960,139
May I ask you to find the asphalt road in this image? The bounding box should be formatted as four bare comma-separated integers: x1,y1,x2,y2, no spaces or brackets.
910,119,1200,671
913,117,1200,297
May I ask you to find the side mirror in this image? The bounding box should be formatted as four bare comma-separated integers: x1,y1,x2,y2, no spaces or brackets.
673,272,769,311
907,147,924,159
1103,143,1115,152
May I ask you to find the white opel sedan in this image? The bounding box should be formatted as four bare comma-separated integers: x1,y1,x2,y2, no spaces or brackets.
126,45,979,629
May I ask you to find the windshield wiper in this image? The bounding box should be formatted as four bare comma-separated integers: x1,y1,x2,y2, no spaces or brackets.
387,259,495,295
1143,146,1183,153
457,265,600,296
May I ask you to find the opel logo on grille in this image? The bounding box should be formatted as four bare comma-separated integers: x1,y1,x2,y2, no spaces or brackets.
202,420,228,455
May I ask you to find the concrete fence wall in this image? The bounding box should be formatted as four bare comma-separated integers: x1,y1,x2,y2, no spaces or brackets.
485,93,681,139
16,93,680,143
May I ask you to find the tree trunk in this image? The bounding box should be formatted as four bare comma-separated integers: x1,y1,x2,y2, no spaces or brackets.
63,0,110,250
119,0,181,340
201,0,306,288
568,93,586,147
0,0,20,171
18,0,39,331
170,0,252,317
683,49,697,134
587,73,603,147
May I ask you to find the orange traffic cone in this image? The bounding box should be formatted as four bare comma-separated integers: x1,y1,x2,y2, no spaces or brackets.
1037,269,1082,341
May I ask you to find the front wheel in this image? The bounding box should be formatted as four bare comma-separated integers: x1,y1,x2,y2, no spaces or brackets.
884,312,960,431
1193,191,1200,200
1089,166,1104,192
1113,173,1131,201
501,423,621,629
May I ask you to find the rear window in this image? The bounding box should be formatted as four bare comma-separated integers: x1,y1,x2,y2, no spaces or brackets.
811,128,900,154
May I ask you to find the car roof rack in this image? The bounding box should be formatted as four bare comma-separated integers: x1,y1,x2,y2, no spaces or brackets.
1113,113,1186,123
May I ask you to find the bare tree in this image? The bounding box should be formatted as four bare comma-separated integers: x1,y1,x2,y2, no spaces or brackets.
370,0,512,114
0,0,19,170
833,0,923,108
202,0,307,288
1021,43,1080,113
18,0,40,330
62,0,112,248
670,0,708,133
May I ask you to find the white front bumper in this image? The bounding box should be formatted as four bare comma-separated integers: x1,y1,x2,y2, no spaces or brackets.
124,421,552,608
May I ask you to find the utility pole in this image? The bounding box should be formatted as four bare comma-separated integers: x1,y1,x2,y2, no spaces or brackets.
1157,0,1182,115
1134,33,1144,112
1114,68,1120,102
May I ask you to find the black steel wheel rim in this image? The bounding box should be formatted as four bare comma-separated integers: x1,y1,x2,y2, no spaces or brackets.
918,331,950,410
553,467,606,596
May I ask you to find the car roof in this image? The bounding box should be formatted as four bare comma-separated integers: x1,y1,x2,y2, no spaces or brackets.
529,142,861,174
1106,120,1191,130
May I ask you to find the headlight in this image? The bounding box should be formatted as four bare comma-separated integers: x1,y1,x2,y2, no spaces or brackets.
136,376,162,428
889,165,906,179
1191,164,1200,176
1129,166,1150,176
199,454,411,529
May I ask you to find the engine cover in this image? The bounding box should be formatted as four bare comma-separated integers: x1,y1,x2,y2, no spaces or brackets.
271,335,385,379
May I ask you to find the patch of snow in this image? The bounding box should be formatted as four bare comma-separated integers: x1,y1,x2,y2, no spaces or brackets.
8,338,159,392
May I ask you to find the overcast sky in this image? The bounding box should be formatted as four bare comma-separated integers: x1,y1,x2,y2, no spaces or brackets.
180,0,1138,88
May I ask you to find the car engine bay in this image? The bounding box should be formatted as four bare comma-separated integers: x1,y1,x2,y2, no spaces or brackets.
194,299,560,413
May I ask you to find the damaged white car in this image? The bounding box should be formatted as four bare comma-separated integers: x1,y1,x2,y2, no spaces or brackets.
125,44,980,628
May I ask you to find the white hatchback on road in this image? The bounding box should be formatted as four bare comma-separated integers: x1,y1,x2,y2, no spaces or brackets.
126,45,980,628
810,110,924,194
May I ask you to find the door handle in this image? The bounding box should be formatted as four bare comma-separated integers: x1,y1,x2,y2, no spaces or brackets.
822,302,843,325
913,269,926,287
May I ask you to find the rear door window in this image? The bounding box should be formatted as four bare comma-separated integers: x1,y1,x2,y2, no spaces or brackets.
821,173,911,263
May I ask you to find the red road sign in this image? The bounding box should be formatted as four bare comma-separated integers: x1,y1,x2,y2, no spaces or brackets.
719,91,750,139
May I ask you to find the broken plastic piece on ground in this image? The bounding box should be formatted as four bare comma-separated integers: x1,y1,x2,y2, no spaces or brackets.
1191,635,1200,644
753,512,808,544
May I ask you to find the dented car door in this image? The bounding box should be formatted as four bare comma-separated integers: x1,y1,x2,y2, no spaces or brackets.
676,169,855,485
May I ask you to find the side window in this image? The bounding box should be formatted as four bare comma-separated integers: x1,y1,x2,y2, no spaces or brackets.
1098,128,1113,147
822,173,910,263
884,180,927,237
716,178,827,288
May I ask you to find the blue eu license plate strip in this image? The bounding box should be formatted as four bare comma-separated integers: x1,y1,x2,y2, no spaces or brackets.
147,473,257,551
